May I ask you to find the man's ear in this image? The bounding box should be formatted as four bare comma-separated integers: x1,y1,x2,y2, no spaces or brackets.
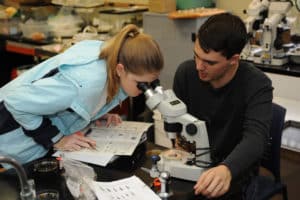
229,54,240,66
116,63,125,77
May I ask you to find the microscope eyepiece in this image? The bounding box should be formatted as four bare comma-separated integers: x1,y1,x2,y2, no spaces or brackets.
137,82,149,92
150,79,160,89
137,79,161,92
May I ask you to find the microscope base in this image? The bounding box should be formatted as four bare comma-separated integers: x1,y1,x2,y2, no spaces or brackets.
253,56,288,66
157,155,206,182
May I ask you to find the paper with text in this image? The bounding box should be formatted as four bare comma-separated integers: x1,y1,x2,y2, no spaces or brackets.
90,175,161,200
53,121,152,166
88,121,151,155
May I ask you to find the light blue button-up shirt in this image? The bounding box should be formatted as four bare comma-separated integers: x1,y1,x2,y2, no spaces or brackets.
0,40,127,166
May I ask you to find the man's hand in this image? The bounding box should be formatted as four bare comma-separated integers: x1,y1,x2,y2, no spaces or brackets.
54,134,96,151
194,165,232,198
95,113,122,127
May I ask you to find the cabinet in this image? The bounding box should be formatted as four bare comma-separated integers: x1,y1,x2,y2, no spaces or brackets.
143,12,209,89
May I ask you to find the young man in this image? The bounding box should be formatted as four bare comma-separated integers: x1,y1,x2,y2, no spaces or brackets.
173,13,273,199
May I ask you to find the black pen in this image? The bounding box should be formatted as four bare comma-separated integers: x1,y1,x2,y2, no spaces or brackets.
83,128,97,149
84,128,92,136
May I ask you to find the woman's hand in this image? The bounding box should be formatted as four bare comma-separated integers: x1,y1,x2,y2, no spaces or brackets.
95,113,122,127
53,133,96,151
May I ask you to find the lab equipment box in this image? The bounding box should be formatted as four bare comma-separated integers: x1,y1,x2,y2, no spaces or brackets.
148,0,176,13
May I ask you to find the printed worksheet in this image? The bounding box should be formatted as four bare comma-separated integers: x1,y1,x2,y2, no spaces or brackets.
88,121,151,155
90,175,161,200
53,121,152,166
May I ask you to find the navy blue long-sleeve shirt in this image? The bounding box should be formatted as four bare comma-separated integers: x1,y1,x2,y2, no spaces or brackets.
173,60,273,182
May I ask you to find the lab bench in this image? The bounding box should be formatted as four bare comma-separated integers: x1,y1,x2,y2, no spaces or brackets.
0,34,62,57
0,142,198,200
254,62,300,78
243,61,300,123
248,62,300,153
247,62,300,153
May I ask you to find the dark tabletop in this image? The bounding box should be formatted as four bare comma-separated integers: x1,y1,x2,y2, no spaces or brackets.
242,60,300,77
0,142,202,200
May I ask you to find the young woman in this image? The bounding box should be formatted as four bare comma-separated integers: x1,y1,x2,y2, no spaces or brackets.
0,24,164,168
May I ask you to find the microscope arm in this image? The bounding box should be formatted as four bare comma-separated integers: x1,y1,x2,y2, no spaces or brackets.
261,1,292,51
165,113,209,151
245,16,258,34
262,13,284,51
244,0,270,34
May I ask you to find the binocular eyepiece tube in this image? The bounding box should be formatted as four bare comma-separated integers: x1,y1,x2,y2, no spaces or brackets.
137,79,163,98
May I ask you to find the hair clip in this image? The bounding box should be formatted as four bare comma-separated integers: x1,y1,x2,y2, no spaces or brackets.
128,31,139,38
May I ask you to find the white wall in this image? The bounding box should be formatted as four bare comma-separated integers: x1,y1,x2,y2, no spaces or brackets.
266,73,300,101
216,0,252,19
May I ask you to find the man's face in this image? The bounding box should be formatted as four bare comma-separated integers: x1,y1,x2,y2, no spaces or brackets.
193,39,238,88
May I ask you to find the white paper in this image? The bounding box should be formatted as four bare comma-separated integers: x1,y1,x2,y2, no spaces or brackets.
90,175,161,200
88,121,152,155
53,151,116,166
53,121,152,166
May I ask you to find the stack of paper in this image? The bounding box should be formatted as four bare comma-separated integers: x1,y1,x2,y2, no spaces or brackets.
90,175,161,200
53,121,152,166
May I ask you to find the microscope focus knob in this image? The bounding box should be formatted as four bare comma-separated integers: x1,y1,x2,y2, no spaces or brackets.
151,155,161,164
160,171,170,180
159,171,172,198
150,155,161,178
186,123,197,136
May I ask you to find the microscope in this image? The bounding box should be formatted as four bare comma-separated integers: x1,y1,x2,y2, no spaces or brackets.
241,0,270,61
137,80,211,181
241,0,293,66
252,0,292,65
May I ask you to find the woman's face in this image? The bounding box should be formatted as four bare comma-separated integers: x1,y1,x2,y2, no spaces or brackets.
117,64,160,97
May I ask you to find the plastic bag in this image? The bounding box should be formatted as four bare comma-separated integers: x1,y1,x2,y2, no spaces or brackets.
60,155,97,200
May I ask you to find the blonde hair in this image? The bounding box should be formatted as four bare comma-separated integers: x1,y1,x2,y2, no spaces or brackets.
100,24,164,102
